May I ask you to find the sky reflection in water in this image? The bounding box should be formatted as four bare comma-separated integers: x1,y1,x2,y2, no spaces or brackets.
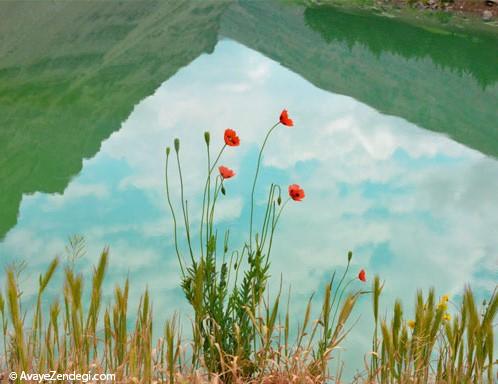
1,40,497,374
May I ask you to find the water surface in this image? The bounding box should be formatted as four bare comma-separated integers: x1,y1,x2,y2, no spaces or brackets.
1,1,497,377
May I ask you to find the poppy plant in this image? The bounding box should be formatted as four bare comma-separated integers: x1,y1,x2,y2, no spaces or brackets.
279,109,293,127
164,108,367,377
288,184,305,202
358,269,366,282
224,128,240,147
219,165,235,179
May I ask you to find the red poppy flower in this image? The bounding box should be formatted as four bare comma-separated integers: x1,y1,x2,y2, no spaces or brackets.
224,129,240,147
279,109,294,127
219,165,235,179
358,269,366,282
288,184,305,202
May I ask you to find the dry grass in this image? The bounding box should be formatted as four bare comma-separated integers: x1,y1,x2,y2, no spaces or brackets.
0,245,364,383
0,248,495,383
366,279,497,383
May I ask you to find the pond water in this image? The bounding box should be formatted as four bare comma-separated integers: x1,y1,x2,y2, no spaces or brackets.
0,1,497,377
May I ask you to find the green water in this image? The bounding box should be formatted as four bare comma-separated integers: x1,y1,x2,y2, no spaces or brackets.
0,0,497,376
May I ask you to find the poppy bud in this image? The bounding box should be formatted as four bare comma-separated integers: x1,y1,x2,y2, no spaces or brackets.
166,147,171,156
174,138,180,153
224,244,228,253
204,131,210,146
348,251,352,262
277,196,282,205
221,186,226,195
233,262,237,270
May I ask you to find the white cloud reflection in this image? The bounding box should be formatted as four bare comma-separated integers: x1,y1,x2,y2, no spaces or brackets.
1,40,497,375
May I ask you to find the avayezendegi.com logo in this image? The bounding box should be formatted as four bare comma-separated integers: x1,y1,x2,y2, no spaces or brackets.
5,370,115,382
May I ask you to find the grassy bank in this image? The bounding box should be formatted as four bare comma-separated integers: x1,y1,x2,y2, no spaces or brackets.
0,248,495,383
302,0,498,35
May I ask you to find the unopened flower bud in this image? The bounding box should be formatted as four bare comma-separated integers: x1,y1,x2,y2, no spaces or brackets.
277,196,282,205
348,251,353,262
221,186,226,195
174,138,180,153
166,147,171,156
204,131,210,146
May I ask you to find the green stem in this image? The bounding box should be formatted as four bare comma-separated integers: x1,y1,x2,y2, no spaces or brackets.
209,145,226,174
259,185,276,251
330,277,355,333
208,177,224,229
330,258,351,313
249,122,280,252
200,144,210,258
205,147,212,255
200,145,226,258
165,152,185,276
266,197,290,259
176,150,194,263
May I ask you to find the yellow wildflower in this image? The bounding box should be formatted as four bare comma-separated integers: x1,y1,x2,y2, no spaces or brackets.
408,320,416,329
443,313,451,322
441,294,449,303
438,302,448,311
